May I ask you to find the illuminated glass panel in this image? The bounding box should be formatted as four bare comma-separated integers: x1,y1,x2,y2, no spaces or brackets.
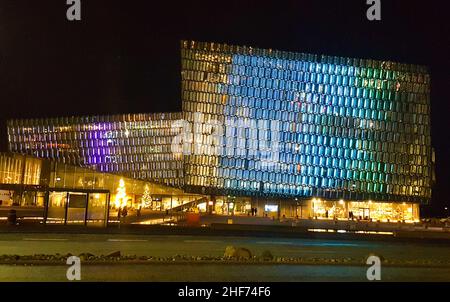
180,40,432,204
6,41,433,205
7,113,183,187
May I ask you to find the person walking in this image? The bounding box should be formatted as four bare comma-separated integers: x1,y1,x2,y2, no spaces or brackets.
117,207,122,222
122,206,128,224
137,205,141,218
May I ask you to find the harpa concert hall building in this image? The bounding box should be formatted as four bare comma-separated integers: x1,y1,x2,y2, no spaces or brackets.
5,40,434,223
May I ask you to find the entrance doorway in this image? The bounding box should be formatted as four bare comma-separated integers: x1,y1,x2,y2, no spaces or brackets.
66,193,87,225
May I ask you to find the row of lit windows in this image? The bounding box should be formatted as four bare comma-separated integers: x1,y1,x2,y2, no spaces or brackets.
80,154,182,166
94,160,182,170
186,158,431,176
183,57,413,82
7,112,181,129
0,156,41,185
91,151,177,162
128,169,184,178
225,65,429,93
185,136,429,158
183,79,429,104
8,119,178,135
26,141,430,164
182,67,428,93
184,102,430,128
184,107,430,130
186,153,430,172
185,165,430,186
185,101,430,126
9,143,178,158
183,123,430,149
182,90,430,117
181,43,427,74
197,176,425,194
185,175,430,197
15,148,182,178
186,150,430,168
8,124,176,137
191,129,430,150
96,163,181,177
9,112,432,142
10,137,175,149
182,54,428,84
9,124,176,137
185,96,425,117
9,133,430,159
80,154,179,165
230,54,427,81
77,147,177,157
9,136,177,148
130,169,180,180
74,138,174,149
185,83,429,107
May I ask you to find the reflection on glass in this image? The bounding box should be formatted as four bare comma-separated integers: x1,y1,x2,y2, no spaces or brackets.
87,193,107,226
66,193,87,225
47,192,67,223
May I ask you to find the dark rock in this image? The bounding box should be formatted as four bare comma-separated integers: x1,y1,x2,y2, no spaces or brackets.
224,246,252,260
261,250,274,261
78,253,95,261
106,251,121,258
224,246,236,258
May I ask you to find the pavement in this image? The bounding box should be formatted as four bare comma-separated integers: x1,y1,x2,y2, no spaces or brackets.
3,264,450,281
0,232,449,281
1,233,448,261
2,217,450,243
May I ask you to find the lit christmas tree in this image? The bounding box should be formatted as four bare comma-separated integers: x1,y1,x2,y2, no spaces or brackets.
114,178,127,209
142,184,152,208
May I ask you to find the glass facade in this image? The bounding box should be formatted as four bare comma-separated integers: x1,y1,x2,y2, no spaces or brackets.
180,40,433,204
5,40,433,213
0,152,201,226
7,113,183,187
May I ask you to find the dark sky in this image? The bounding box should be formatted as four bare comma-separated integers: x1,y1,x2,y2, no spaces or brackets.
0,0,449,214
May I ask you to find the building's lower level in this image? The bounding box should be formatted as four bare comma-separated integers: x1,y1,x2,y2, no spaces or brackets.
204,196,419,222
0,152,421,226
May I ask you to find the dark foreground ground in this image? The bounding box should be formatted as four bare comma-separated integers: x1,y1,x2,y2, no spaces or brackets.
0,232,449,281
2,264,450,282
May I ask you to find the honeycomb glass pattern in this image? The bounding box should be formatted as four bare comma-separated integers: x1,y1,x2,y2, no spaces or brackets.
180,40,432,203
7,113,184,187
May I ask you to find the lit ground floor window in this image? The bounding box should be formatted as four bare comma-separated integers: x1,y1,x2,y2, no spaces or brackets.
188,196,420,223
0,185,422,225
46,190,110,226
310,198,419,222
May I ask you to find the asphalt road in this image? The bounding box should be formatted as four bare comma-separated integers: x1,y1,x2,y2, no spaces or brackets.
0,233,449,281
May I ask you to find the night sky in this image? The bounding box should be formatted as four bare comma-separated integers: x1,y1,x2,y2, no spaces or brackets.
0,0,448,215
